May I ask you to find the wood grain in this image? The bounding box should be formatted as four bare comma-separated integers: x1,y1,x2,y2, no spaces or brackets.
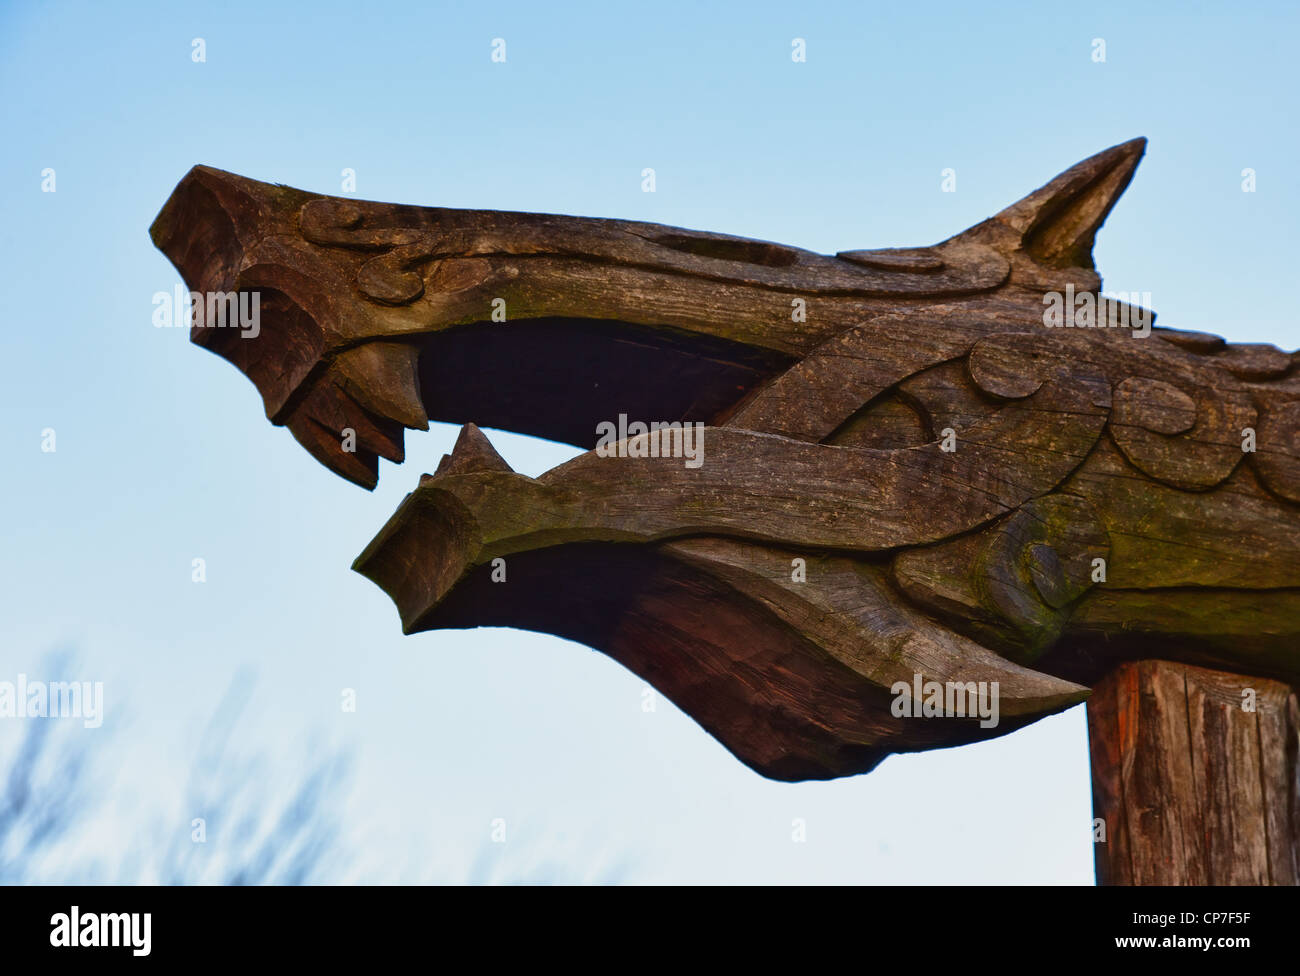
1089,660,1299,885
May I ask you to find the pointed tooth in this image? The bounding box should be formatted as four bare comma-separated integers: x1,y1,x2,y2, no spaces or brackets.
434,423,514,477
293,375,407,465
333,341,429,432
338,394,406,464
351,411,406,464
286,415,379,490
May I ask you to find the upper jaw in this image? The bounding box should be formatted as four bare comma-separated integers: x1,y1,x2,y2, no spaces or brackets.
150,165,1014,489
152,141,1148,490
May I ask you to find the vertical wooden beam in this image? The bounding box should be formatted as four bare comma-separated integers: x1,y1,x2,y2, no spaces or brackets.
1088,659,1300,885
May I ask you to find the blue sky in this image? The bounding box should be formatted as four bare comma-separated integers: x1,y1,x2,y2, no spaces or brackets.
2,0,1296,882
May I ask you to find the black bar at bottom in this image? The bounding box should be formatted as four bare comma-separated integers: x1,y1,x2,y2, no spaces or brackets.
0,884,1286,962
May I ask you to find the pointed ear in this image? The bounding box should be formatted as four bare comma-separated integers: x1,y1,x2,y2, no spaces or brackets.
951,138,1146,270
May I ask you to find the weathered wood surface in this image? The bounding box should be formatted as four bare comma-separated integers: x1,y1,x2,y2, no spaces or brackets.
1089,660,1300,885
151,139,1300,797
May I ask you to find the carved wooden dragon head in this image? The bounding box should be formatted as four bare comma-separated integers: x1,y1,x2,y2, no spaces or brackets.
152,139,1300,780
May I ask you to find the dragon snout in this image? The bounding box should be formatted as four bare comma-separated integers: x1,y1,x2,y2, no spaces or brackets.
353,424,526,630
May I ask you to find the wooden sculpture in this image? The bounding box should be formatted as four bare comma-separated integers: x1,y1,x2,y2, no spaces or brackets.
151,139,1300,883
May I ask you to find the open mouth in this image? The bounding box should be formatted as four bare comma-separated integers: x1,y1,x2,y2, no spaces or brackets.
150,161,1117,781
269,314,796,490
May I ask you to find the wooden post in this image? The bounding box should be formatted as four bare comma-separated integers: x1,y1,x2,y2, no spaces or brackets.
1088,660,1300,885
